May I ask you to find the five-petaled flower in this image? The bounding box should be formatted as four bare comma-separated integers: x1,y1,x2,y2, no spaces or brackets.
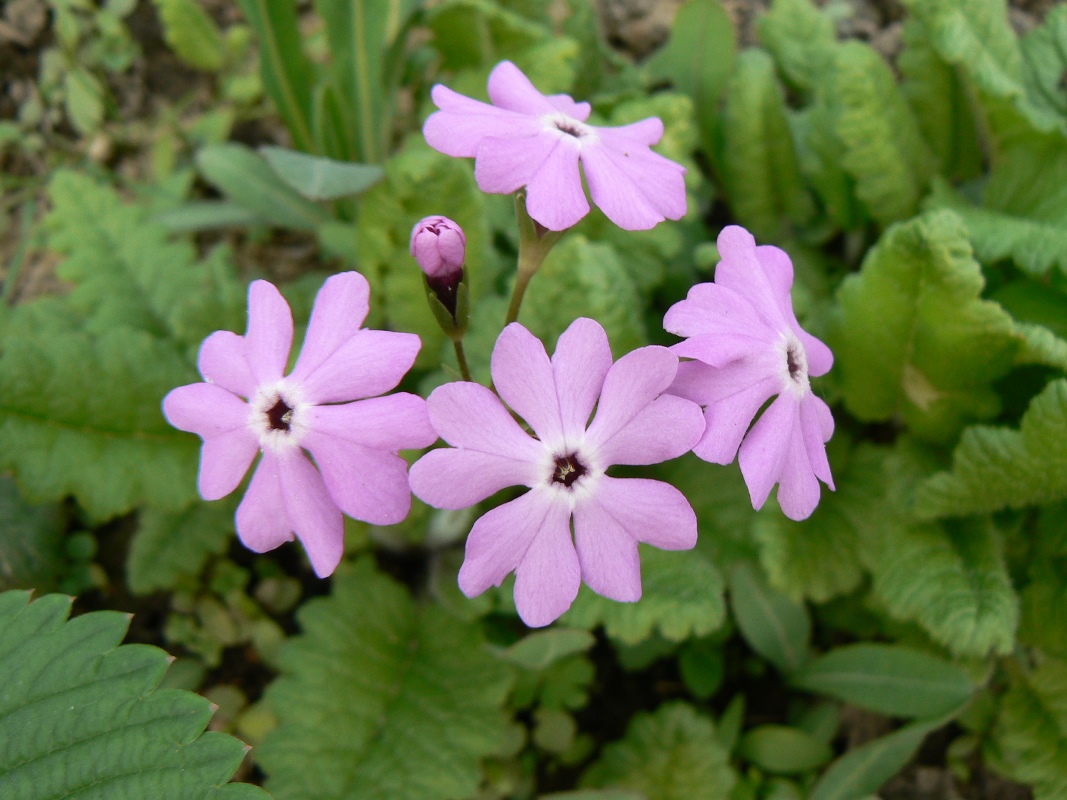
423,60,687,233
163,272,436,577
408,318,705,627
664,226,835,521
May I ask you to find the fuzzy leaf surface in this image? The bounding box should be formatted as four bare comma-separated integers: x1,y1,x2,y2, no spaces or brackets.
581,702,737,800
0,591,265,799
258,559,515,800
757,0,837,93
829,210,1018,442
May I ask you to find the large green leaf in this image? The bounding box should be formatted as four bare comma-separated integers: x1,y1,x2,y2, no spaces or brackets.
128,500,237,594
258,558,515,800
916,379,1067,517
562,544,725,645
757,0,837,94
580,702,737,800
0,591,265,799
729,562,811,675
1020,6,1067,124
721,48,814,240
828,210,1019,442
828,42,937,227
260,146,384,201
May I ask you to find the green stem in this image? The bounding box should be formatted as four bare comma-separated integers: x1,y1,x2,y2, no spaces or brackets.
452,339,473,382
505,191,564,325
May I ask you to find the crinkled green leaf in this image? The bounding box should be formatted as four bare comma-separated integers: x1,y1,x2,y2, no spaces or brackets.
1018,505,1067,659
899,19,983,181
0,590,265,799
0,324,199,520
992,658,1067,800
792,643,974,719
258,558,515,800
757,0,837,94
754,443,879,603
916,378,1067,517
563,543,725,645
128,500,237,594
428,0,549,72
721,48,814,240
791,101,864,233
0,478,65,592
1015,322,1067,372
828,42,937,227
152,0,226,71
1020,6,1067,123
829,210,1019,442
521,235,647,359
46,171,246,345
925,179,1067,278
729,562,811,675
580,702,737,800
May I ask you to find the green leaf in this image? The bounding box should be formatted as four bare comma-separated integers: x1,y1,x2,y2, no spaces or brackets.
258,559,515,800
828,210,1019,442
236,0,315,151
504,629,596,671
128,501,236,594
260,146,384,200
580,702,737,800
563,544,726,645
678,637,725,699
809,713,954,800
721,48,814,240
992,658,1067,800
197,143,330,231
924,179,1067,278
757,0,837,93
0,478,65,592
792,644,974,718
644,0,735,151
153,200,265,233
738,725,833,774
152,0,226,71
828,42,937,227
899,19,983,181
1020,6,1067,123
916,378,1067,517
1015,322,1067,372
0,591,266,798
63,67,105,136
1018,505,1067,659
729,562,811,675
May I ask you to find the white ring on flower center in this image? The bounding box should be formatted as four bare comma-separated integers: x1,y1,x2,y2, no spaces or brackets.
541,112,596,142
539,439,603,508
778,331,810,398
247,379,311,452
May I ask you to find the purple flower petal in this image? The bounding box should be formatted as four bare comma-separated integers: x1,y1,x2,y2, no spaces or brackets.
236,452,295,553
663,283,772,341
163,383,249,438
605,117,664,147
297,330,422,405
546,94,591,121
800,329,834,377
278,449,345,577
775,419,821,521
714,227,792,331
306,393,436,451
525,137,589,231
552,318,612,447
245,280,294,385
199,428,259,500
581,138,686,231
303,432,414,526
572,496,642,602
475,132,558,195
801,393,835,489
491,323,566,446
409,448,542,509
512,493,580,627
594,393,704,466
289,272,370,386
737,392,800,511
693,371,780,465
198,331,255,398
585,345,678,452
673,334,768,369
425,381,543,462
424,86,539,157
487,60,557,115
583,476,697,550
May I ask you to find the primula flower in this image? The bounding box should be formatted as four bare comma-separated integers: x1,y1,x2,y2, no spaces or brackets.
410,215,466,279
423,60,686,232
664,226,835,521
409,318,705,627
163,272,436,577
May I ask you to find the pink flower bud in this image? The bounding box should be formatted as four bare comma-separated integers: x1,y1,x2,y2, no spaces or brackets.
410,216,466,278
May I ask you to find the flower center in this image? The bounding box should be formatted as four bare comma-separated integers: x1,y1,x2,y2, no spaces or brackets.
780,333,810,396
552,453,587,488
554,119,585,137
266,397,293,432
786,344,803,381
543,113,593,141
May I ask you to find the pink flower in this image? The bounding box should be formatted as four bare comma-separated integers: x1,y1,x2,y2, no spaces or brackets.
664,226,835,521
163,272,436,577
408,318,705,627
423,61,687,232
410,215,466,278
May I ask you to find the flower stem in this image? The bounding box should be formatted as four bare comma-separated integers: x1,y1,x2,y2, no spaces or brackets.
452,339,473,382
505,190,563,326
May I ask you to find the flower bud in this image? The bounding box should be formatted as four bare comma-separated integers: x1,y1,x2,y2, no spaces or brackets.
410,216,465,278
